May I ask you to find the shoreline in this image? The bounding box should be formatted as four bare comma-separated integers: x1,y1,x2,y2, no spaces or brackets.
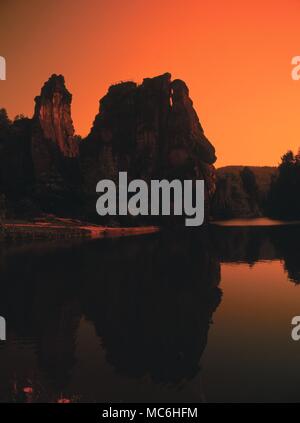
2,216,299,242
0,217,159,241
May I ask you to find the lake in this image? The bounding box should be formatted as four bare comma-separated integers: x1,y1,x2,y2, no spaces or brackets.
0,219,300,403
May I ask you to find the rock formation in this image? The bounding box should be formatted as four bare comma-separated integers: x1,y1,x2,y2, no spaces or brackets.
33,74,78,154
81,73,216,180
0,72,217,222
31,74,79,176
31,75,81,214
81,73,217,221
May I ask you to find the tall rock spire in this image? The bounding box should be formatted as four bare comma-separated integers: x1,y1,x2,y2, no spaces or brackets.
31,74,80,213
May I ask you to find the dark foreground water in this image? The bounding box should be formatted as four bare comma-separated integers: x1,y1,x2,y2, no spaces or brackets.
1,220,300,403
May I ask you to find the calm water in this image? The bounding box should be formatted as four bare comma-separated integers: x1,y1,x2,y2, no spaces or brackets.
1,220,300,403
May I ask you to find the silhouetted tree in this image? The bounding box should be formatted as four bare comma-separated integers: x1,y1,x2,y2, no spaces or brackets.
0,108,11,128
267,149,300,219
211,173,252,219
0,108,11,147
240,167,258,198
240,166,259,212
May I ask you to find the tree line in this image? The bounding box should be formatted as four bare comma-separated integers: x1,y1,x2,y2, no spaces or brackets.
212,151,300,220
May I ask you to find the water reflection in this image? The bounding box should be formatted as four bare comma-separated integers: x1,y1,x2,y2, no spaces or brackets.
0,223,300,402
0,229,221,402
212,224,300,283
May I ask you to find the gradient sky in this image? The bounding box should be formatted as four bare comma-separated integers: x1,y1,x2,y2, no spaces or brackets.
0,0,299,167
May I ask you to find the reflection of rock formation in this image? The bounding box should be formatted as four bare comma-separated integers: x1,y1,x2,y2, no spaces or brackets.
2,224,300,401
0,245,82,395
35,300,81,391
80,230,221,384
0,229,221,399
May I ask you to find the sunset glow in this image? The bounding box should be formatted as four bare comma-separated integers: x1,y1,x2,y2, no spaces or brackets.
0,0,300,167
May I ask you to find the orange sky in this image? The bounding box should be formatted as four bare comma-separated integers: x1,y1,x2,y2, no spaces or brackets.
0,0,299,167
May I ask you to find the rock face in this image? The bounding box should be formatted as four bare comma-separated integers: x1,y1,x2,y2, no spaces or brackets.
31,75,81,214
0,73,217,222
81,73,217,221
32,74,78,160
